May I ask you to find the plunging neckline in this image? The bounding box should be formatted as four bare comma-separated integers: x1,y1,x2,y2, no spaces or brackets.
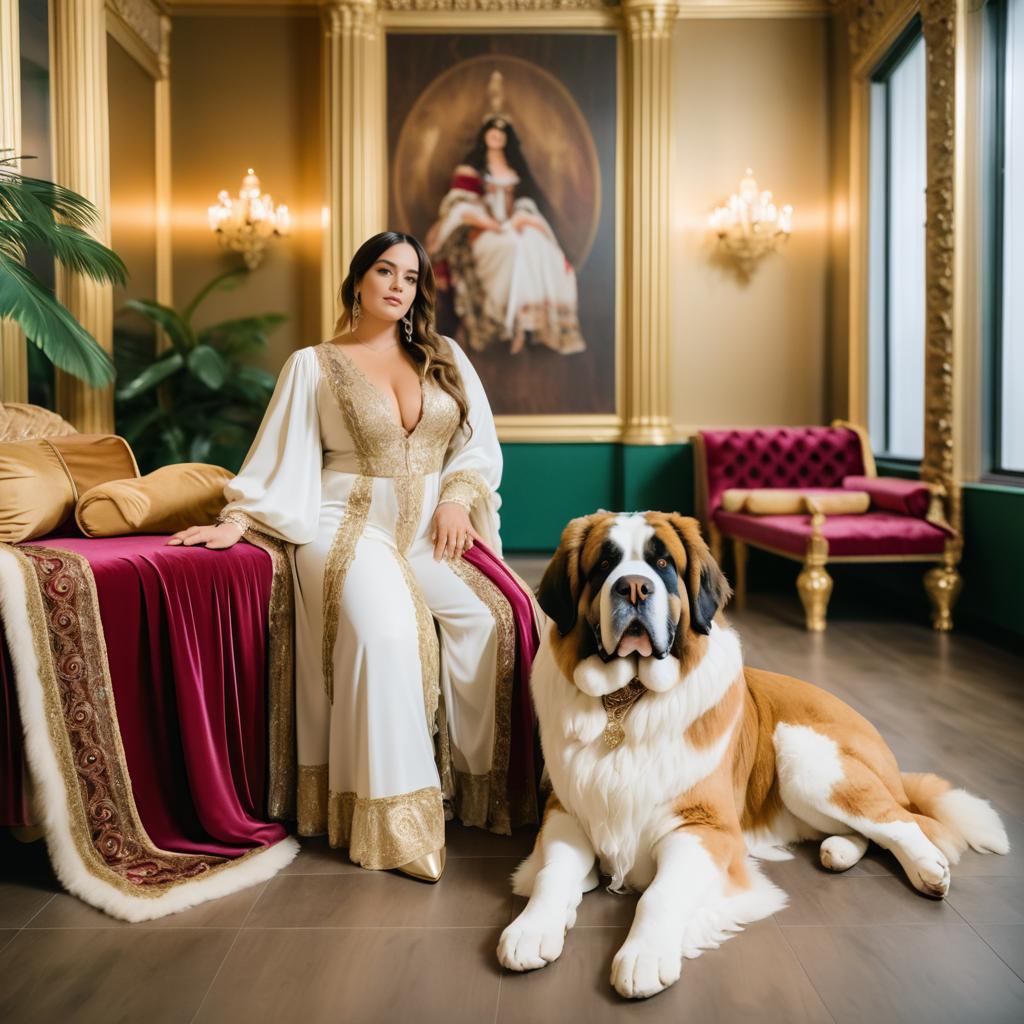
327,343,425,438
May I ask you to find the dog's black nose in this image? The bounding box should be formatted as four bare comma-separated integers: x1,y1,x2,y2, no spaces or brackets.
614,575,651,605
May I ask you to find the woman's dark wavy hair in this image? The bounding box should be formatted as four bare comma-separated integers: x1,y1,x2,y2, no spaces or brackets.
334,231,471,435
462,116,555,227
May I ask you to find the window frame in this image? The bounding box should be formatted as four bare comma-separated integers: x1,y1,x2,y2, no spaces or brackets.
868,16,927,467
983,0,1024,484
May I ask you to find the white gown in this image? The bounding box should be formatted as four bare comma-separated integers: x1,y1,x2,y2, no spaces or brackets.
428,167,586,355
218,337,524,869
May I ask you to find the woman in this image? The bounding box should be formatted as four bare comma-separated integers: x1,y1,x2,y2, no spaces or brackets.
426,115,586,356
169,231,536,881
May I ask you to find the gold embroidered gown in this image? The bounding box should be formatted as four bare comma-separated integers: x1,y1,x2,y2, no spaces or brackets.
219,338,517,869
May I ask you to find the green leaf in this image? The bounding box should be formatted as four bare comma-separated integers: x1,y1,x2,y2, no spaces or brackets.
115,350,183,400
198,312,287,353
187,344,227,390
0,251,115,387
0,169,101,230
122,298,194,353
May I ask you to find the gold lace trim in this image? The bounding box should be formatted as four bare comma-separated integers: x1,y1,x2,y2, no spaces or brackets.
327,786,444,870
453,771,492,829
297,764,328,836
216,508,280,541
395,473,425,555
321,476,373,702
314,342,459,479
446,556,515,835
438,469,491,513
241,532,296,820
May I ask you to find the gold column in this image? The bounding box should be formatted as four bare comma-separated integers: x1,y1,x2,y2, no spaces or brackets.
621,0,677,445
0,0,28,403
51,0,113,432
321,0,385,338
155,14,173,325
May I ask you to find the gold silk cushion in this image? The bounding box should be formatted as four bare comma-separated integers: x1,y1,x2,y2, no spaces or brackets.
76,463,233,537
0,401,77,442
721,488,871,516
0,434,139,542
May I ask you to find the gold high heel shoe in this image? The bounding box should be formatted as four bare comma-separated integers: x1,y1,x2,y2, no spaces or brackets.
397,847,445,883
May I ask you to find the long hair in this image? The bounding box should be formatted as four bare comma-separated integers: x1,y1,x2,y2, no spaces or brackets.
334,231,471,435
462,116,555,227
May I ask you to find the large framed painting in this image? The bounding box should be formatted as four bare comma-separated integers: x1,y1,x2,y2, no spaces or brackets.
386,32,620,436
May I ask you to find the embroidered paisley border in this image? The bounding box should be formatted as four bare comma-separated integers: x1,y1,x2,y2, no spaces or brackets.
15,546,229,894
447,556,515,835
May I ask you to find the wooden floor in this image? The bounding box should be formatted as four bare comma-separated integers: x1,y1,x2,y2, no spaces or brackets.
2,567,1023,1024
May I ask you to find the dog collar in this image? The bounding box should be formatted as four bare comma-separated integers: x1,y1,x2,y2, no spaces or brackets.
601,678,647,749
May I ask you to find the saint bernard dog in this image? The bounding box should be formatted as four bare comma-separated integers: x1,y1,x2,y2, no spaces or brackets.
497,511,1009,999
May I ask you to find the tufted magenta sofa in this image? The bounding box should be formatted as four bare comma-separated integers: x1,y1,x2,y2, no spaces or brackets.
694,422,960,631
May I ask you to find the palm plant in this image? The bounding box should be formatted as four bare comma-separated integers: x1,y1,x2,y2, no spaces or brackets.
0,151,124,386
115,265,285,473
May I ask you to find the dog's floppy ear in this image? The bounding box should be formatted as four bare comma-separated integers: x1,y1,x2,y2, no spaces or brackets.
666,514,730,635
537,516,594,636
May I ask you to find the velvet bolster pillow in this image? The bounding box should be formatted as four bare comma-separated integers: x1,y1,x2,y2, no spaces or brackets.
841,475,932,518
76,463,233,537
0,434,139,543
720,488,871,516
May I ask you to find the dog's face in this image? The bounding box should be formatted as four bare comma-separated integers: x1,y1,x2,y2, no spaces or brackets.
537,512,730,685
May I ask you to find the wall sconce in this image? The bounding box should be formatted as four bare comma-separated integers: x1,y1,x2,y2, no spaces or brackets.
208,169,291,270
709,169,792,277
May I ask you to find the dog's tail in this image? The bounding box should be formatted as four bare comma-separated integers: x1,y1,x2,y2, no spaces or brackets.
902,772,1009,864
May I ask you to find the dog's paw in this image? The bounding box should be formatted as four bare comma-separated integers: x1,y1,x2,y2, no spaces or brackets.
498,911,569,971
908,853,951,898
611,937,681,999
820,834,869,872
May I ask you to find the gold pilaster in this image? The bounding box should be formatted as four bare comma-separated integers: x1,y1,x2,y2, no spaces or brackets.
1,0,28,403
621,0,676,445
321,0,385,339
51,0,114,432
155,14,173,338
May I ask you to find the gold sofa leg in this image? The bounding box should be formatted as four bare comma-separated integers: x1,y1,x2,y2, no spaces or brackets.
732,538,748,610
708,523,723,566
924,556,962,632
797,509,831,631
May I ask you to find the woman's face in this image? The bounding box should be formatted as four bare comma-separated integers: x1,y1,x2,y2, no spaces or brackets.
484,126,507,151
356,243,420,324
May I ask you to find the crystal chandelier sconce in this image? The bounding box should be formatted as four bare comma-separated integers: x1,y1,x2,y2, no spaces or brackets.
208,169,291,270
709,169,793,276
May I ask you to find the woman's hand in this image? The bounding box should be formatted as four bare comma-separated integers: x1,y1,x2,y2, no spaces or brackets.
166,522,245,550
431,502,482,561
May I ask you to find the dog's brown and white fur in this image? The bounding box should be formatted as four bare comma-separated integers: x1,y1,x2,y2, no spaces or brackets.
498,512,1009,999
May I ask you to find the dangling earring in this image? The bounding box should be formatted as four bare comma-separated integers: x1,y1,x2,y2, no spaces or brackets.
352,294,362,327
403,315,413,345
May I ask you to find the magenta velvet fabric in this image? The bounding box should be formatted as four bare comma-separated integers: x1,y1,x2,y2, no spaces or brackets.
462,542,540,816
0,633,30,827
842,475,932,518
714,509,948,557
700,427,866,516
8,535,286,853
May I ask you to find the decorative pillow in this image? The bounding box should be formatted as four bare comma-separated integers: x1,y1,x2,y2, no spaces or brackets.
0,401,77,442
76,463,234,537
841,475,931,518
721,488,871,516
0,434,139,543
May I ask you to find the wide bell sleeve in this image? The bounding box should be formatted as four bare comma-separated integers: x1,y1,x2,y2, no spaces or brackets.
437,338,504,556
218,347,323,545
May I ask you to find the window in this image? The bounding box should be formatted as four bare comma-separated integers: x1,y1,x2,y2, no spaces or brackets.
868,23,927,462
987,0,1024,477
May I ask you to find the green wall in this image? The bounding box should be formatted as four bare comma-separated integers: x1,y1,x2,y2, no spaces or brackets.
500,443,1024,642
498,443,694,551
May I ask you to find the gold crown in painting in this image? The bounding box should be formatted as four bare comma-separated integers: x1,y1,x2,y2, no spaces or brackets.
482,71,513,127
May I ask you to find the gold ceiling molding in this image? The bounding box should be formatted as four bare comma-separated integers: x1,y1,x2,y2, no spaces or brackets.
846,0,917,67
106,0,164,56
